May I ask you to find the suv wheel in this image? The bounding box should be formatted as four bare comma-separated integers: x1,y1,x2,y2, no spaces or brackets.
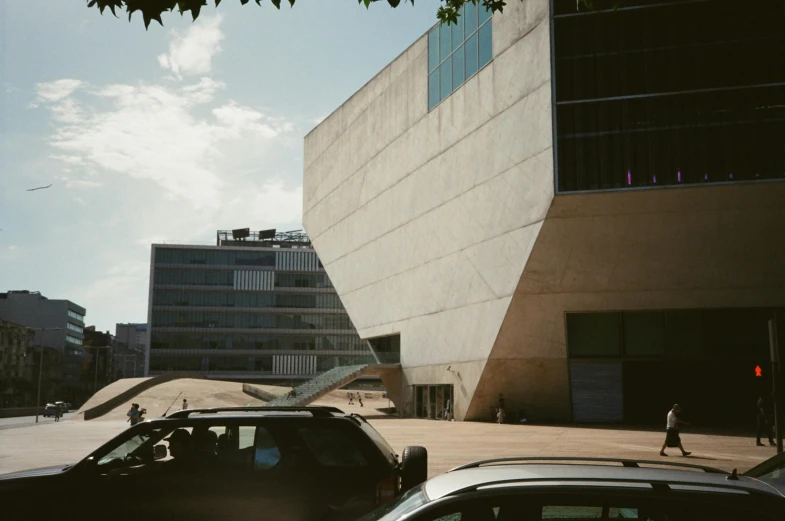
400,445,428,492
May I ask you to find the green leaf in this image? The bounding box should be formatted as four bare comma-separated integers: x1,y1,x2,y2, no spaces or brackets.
241,0,249,4
215,0,221,6
271,0,281,8
388,0,401,7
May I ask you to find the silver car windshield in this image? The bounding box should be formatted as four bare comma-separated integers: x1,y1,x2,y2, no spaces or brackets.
358,485,428,521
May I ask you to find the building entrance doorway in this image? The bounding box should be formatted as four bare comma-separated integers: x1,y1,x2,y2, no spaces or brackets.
413,384,454,420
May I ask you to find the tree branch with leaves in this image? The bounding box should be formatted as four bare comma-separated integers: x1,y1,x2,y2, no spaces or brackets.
87,0,600,30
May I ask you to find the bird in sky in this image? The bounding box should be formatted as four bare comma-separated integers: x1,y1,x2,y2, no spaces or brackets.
26,184,52,192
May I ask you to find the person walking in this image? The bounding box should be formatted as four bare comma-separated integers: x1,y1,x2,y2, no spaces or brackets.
182,398,188,411
347,392,354,405
757,394,776,446
497,393,505,424
660,404,691,456
358,394,364,407
54,405,61,422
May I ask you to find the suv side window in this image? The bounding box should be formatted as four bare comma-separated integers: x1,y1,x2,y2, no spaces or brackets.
253,426,281,471
297,426,368,467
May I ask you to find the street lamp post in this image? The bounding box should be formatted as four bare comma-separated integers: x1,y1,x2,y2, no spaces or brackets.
32,327,62,424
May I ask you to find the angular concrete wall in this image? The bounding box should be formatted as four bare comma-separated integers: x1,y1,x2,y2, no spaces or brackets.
467,182,785,421
303,0,555,420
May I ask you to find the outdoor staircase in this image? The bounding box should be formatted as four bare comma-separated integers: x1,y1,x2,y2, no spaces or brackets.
265,364,369,407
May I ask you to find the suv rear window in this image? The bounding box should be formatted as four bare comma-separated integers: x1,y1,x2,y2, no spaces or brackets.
298,426,368,467
358,421,397,465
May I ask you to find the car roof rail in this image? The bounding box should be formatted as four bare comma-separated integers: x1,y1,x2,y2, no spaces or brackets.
166,406,345,419
449,457,728,474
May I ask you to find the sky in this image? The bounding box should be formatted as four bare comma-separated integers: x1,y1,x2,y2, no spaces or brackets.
0,0,439,333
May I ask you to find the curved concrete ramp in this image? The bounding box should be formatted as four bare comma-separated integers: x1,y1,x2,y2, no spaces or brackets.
87,379,294,421
76,377,152,415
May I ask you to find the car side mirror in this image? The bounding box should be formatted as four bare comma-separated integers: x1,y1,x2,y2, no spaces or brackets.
153,444,167,461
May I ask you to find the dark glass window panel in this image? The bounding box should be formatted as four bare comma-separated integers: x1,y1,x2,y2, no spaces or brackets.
465,33,479,78
554,0,785,193
478,22,492,68
463,1,477,37
452,44,465,89
440,60,452,101
428,26,439,72
428,71,440,109
664,310,705,360
566,312,621,357
623,311,665,357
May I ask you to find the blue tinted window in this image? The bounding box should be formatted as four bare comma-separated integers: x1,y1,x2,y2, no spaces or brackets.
426,6,492,111
440,60,452,100
465,33,479,78
453,44,465,89
451,13,464,52
479,22,493,68
464,2,478,37
479,3,492,24
428,71,440,109
428,26,439,72
439,24,451,63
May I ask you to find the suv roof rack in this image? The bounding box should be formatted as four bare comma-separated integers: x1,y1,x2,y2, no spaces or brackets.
166,406,345,419
450,457,728,474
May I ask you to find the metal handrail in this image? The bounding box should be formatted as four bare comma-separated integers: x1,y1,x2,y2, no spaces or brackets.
166,406,345,419
449,457,728,474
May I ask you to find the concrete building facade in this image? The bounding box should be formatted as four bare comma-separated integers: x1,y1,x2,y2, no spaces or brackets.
303,0,785,424
145,230,376,380
114,323,147,378
0,319,35,407
0,291,88,402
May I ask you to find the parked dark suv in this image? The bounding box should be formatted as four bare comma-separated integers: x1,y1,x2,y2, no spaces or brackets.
1,406,428,521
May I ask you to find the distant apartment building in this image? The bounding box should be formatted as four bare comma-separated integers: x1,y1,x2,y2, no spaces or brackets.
0,291,87,402
82,326,114,394
0,319,35,407
114,323,146,378
146,229,373,380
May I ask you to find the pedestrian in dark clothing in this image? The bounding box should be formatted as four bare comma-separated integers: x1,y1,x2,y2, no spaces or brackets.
660,404,691,456
757,394,776,446
54,406,61,422
497,394,505,424
358,394,364,407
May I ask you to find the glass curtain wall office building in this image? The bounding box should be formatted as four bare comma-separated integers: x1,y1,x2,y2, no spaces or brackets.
146,231,374,379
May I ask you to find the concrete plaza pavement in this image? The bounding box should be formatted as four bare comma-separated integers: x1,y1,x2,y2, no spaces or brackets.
0,412,777,476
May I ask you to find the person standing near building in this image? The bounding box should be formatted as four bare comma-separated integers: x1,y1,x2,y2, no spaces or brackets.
182,398,188,411
757,394,776,446
660,404,692,456
497,393,505,424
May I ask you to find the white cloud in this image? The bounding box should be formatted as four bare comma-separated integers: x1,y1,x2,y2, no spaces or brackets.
247,179,303,224
7,245,17,251
35,79,83,103
158,15,224,80
36,76,289,208
28,14,305,332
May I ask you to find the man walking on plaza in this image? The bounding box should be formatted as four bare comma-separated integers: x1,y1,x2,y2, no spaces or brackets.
660,404,691,457
757,394,776,446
